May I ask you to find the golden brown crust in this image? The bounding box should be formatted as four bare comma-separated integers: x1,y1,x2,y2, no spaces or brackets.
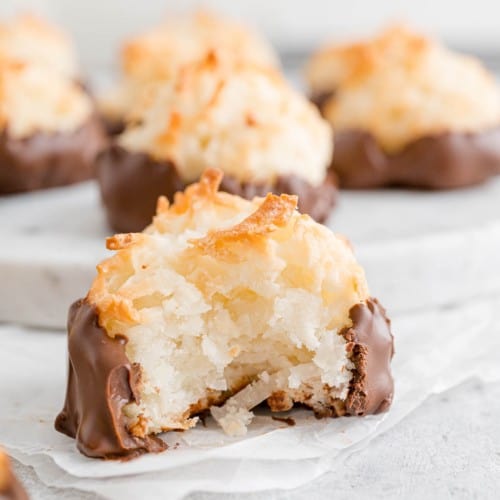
106,233,146,251
99,10,279,128
170,167,224,215
267,390,294,412
308,25,430,88
128,414,148,438
121,10,278,81
191,192,298,259
88,168,284,326
0,13,77,79
0,55,91,138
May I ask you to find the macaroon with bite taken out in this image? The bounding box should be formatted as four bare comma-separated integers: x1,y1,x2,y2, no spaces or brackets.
56,168,394,460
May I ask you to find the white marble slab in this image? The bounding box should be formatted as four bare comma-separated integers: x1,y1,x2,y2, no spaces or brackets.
1,178,500,329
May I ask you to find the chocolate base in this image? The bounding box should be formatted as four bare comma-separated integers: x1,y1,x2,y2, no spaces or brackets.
55,296,393,459
0,116,106,195
342,298,394,415
55,299,167,460
96,146,184,233
97,145,338,233
311,91,500,189
331,129,500,189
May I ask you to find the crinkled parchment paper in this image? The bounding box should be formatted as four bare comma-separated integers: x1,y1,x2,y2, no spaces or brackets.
1,296,499,499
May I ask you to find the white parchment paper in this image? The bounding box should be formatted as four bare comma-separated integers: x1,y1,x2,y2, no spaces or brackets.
1,296,500,499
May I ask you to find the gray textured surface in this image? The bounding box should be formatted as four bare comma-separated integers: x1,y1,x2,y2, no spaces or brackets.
13,378,500,500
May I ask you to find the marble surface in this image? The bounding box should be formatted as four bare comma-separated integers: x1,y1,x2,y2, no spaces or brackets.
2,178,500,328
12,378,500,499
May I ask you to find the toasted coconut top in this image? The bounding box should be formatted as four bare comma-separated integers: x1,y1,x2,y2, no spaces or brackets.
87,169,369,435
0,57,92,138
0,14,78,79
122,10,278,82
117,52,332,186
99,10,278,122
306,25,500,152
89,168,368,333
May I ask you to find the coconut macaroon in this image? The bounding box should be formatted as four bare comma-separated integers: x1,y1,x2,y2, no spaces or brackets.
0,449,28,500
0,57,105,193
306,25,500,189
97,52,336,232
55,168,394,459
0,13,78,80
99,10,279,134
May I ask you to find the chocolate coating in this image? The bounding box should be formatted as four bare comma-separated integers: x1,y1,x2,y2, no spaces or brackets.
97,144,337,233
0,453,28,500
332,129,500,189
97,145,184,233
55,296,393,459
0,116,106,194
54,299,167,460
342,298,395,415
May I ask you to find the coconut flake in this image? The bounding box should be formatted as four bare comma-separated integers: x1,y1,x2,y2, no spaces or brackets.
210,370,287,436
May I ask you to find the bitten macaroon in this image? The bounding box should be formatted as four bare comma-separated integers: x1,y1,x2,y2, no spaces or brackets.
56,168,394,460
0,57,105,194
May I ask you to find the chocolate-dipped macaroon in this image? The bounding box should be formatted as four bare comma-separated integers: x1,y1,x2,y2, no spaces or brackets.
306,25,500,189
97,52,336,232
0,449,28,500
98,10,279,135
0,57,106,194
55,168,394,459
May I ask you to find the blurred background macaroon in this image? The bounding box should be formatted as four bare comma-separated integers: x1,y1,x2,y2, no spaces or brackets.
95,10,338,233
97,48,336,232
0,14,105,194
306,25,500,189
98,10,280,135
